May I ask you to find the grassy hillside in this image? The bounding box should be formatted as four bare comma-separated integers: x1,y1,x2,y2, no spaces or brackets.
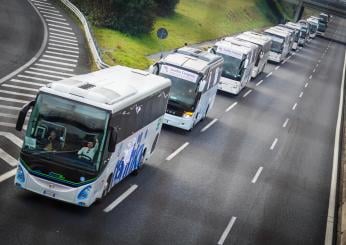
93,0,276,69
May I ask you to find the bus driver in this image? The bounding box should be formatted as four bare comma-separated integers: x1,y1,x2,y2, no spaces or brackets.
78,138,99,161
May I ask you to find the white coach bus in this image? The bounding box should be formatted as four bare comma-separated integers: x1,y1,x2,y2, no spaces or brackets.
210,39,254,95
15,66,171,207
264,28,291,63
237,31,272,78
149,47,223,131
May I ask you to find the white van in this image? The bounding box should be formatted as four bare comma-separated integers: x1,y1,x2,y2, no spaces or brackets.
237,31,272,78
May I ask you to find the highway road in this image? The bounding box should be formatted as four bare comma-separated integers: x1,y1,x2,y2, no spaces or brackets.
0,1,345,244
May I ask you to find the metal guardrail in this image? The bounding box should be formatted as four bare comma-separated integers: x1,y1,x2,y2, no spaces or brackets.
58,0,110,69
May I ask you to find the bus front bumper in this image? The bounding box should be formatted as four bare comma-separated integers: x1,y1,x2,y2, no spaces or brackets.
268,52,282,63
218,77,241,95
14,163,94,207
163,113,194,131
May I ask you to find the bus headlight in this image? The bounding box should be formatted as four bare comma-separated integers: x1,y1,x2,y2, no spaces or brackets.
16,165,25,183
77,185,92,200
182,112,193,118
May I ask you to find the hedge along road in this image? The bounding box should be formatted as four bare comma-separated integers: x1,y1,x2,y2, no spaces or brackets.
0,0,44,79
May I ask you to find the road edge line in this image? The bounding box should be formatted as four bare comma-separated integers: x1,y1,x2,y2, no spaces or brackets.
0,0,48,85
324,50,346,245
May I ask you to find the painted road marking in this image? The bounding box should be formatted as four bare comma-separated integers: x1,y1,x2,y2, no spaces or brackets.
47,23,72,30
49,43,79,50
309,75,312,80
43,15,66,21
217,217,237,245
305,83,309,88
46,50,78,58
201,118,218,132
0,89,35,98
48,28,75,36
35,63,75,72
251,167,263,184
2,84,38,92
299,92,304,98
292,103,298,111
49,38,78,46
275,66,280,70
18,74,55,83
49,34,77,42
0,169,17,183
0,149,18,167
49,32,77,40
39,59,77,67
48,46,79,54
313,68,316,73
270,138,278,150
282,118,289,128
166,142,190,161
45,19,69,26
226,102,238,112
103,185,138,213
0,132,23,147
266,72,272,78
243,89,252,98
30,67,74,77
25,71,66,79
256,80,264,87
10,78,45,87
0,96,27,104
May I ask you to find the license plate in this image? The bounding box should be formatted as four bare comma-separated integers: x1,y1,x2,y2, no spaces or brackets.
43,189,56,198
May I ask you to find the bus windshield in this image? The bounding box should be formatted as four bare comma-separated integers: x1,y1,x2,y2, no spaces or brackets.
23,93,109,173
217,52,246,81
267,35,284,53
159,64,199,110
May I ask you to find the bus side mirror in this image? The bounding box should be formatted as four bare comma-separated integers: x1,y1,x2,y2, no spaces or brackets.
16,101,35,131
198,80,207,92
148,63,159,75
108,127,118,153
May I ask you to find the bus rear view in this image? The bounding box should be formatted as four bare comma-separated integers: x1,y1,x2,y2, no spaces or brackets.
14,66,171,207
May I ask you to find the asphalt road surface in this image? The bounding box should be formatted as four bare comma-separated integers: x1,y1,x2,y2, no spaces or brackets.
0,1,345,244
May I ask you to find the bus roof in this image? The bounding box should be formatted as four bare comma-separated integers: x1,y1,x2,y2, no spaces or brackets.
214,40,252,58
40,65,171,113
160,47,223,74
224,37,259,51
242,31,272,44
237,32,272,51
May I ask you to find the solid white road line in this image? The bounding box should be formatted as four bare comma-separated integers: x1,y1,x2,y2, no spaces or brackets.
18,74,55,83
282,118,289,128
266,72,272,78
44,15,66,21
292,103,298,111
0,89,36,98
48,46,79,54
25,71,66,79
243,89,252,98
46,19,69,26
49,28,75,35
225,102,238,112
49,43,79,50
256,79,264,87
0,132,23,147
0,169,17,183
251,167,263,184
324,50,346,245
275,66,280,70
305,82,309,88
270,138,278,150
48,35,77,43
37,7,60,14
43,54,78,63
0,113,19,119
2,84,38,92
0,96,27,104
0,152,17,167
30,67,75,77
201,118,218,132
299,91,304,98
103,185,138,213
46,50,78,58
0,105,21,111
217,217,237,245
49,38,78,46
50,32,77,40
166,142,190,161
10,79,46,87
35,63,75,72
48,23,72,30
39,59,77,67
0,122,17,128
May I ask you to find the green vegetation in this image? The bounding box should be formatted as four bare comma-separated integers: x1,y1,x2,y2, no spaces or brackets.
273,0,296,21
93,0,277,69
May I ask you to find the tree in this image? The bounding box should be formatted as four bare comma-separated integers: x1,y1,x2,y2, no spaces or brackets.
110,0,156,35
154,0,180,16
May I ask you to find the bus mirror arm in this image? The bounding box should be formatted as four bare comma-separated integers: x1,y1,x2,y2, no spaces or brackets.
16,100,35,131
108,127,118,153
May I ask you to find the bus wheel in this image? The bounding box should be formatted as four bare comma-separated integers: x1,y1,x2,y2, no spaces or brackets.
102,175,113,198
